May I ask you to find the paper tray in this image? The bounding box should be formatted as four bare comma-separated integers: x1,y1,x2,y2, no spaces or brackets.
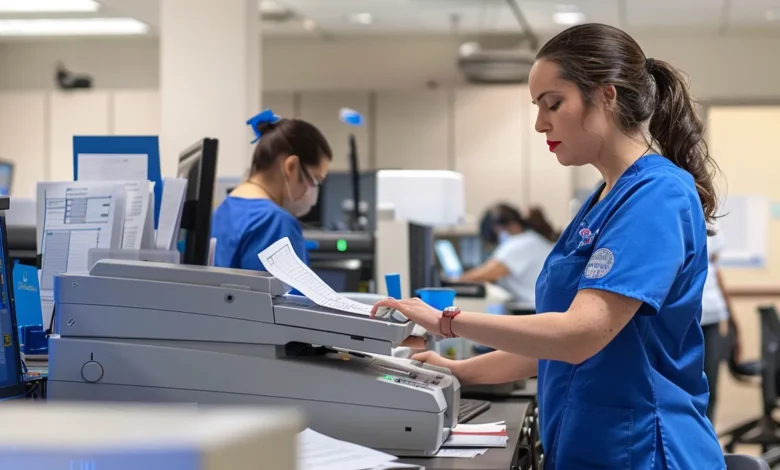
274,300,415,346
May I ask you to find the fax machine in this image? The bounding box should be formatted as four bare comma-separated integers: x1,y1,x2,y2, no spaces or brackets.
47,260,461,456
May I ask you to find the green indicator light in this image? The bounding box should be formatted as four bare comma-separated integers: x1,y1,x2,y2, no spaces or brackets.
384,375,394,381
336,239,348,252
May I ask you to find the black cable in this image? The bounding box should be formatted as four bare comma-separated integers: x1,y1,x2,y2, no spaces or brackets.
46,305,55,335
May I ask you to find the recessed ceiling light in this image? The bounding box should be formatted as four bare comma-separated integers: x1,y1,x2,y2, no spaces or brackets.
554,11,586,25
348,13,373,25
0,0,100,13
302,18,318,31
0,18,149,36
554,4,586,25
259,0,285,15
459,41,481,57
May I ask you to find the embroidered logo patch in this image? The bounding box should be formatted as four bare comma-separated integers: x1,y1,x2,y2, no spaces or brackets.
584,248,614,279
578,228,594,247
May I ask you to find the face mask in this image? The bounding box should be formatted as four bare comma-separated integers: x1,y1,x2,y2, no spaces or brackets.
282,168,319,217
498,231,511,244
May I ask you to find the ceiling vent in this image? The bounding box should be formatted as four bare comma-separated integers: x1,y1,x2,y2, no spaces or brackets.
457,0,539,84
259,0,295,23
458,45,536,84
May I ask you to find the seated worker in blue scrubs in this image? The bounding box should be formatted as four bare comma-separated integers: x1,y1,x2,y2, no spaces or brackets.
372,23,725,469
459,203,553,305
212,110,332,270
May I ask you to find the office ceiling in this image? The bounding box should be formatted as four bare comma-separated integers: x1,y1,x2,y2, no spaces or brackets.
37,0,780,37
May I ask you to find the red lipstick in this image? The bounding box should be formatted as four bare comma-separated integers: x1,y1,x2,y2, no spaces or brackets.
547,140,561,152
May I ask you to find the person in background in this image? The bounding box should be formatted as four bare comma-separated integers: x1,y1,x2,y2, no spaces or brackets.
212,109,332,271
701,225,739,425
526,205,561,242
459,203,553,304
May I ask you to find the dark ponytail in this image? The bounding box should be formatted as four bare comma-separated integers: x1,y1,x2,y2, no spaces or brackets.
486,203,559,242
537,23,720,234
250,118,333,174
526,206,560,242
647,60,718,234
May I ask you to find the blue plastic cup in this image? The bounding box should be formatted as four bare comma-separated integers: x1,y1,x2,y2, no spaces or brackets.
416,288,456,311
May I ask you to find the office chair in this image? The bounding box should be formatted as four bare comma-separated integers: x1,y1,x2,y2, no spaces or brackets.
725,453,771,470
720,305,780,454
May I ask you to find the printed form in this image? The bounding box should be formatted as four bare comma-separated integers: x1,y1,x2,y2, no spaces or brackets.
298,428,399,470
36,182,126,328
76,153,152,250
258,237,373,315
155,178,188,251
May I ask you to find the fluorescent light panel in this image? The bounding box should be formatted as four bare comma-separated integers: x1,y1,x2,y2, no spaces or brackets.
553,11,586,25
553,5,585,25
0,0,100,13
348,13,373,25
0,18,149,36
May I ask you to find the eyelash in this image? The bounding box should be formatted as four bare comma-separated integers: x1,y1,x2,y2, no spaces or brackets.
549,101,561,111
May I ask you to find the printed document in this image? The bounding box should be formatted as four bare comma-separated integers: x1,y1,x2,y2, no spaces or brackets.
76,153,148,182
442,421,508,448
76,154,153,251
258,237,373,315
298,429,398,470
155,178,188,251
118,181,153,250
36,182,126,328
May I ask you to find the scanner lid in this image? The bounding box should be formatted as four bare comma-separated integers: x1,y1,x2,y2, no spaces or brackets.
88,260,288,296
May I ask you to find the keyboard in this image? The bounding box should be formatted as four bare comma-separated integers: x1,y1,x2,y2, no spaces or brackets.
458,398,491,423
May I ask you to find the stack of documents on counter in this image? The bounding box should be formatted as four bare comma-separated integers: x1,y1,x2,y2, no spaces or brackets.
442,421,508,448
298,429,422,469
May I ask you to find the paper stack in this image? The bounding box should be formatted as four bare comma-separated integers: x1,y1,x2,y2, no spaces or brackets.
298,428,402,470
442,421,509,448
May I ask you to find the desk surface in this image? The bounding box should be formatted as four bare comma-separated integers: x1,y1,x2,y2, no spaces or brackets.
399,399,531,470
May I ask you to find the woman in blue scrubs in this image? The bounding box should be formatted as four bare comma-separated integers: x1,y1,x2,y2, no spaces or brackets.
212,110,332,270
373,23,725,469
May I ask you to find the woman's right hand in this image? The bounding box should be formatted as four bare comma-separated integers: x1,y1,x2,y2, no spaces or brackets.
412,350,462,377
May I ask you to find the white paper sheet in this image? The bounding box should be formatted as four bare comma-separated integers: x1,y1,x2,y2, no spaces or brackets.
155,178,188,251
36,181,126,328
258,237,374,315
434,448,488,458
76,153,153,252
718,195,769,268
118,181,152,250
140,186,156,250
77,153,148,182
442,421,508,448
298,429,397,470
369,465,422,469
369,464,422,469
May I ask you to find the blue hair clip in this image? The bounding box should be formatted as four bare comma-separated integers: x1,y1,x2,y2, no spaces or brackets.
247,108,282,143
339,107,364,127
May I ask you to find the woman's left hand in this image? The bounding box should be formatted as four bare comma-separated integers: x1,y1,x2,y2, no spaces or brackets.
371,298,443,336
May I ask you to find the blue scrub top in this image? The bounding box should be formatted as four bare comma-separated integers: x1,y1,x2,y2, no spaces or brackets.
535,155,724,469
211,196,309,271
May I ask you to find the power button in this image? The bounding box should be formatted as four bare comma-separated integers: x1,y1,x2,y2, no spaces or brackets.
81,361,104,383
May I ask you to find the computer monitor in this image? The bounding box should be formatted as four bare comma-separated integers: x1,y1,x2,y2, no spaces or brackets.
4,197,36,268
459,235,485,268
310,259,362,293
409,223,438,298
178,138,218,266
213,176,242,211
301,171,378,231
0,162,13,196
434,239,464,280
0,197,25,400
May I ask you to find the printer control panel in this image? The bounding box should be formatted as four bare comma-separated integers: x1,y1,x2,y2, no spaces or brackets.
330,350,453,390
